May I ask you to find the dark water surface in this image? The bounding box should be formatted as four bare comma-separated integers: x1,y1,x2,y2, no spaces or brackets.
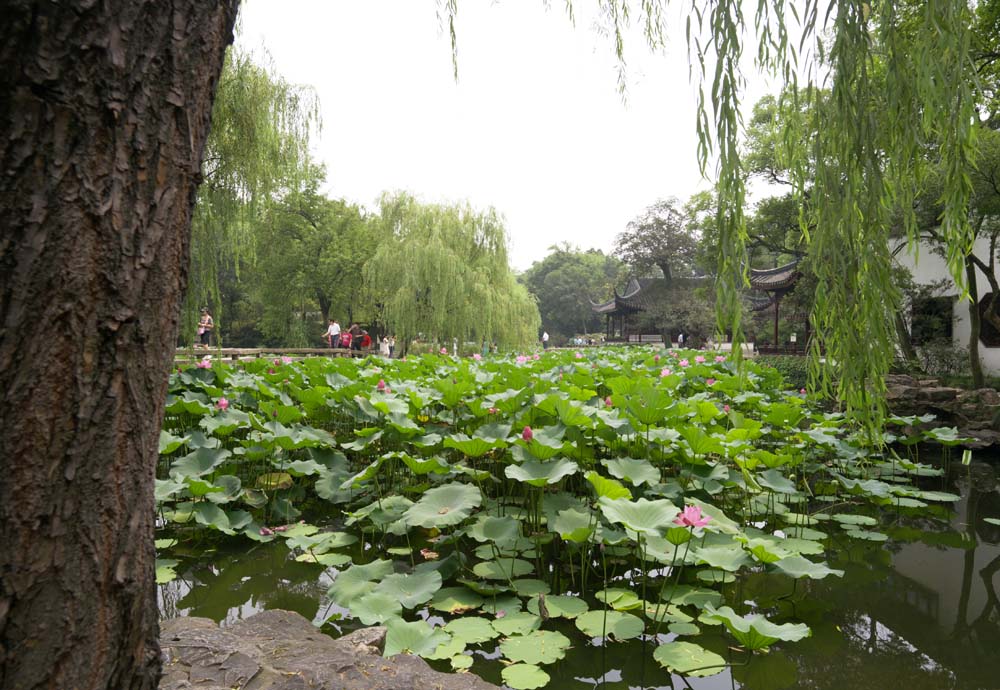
158,461,1000,690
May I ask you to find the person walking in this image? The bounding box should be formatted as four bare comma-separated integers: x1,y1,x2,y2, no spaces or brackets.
325,318,341,348
541,331,549,350
198,307,214,349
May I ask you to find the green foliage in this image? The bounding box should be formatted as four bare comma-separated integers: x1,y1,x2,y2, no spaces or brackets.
363,192,540,351
755,355,809,390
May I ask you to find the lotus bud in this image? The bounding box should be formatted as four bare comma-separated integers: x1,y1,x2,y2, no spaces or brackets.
522,426,533,442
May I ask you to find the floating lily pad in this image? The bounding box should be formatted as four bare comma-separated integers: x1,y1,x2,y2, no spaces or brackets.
473,558,534,580
773,555,845,579
351,592,402,625
502,664,550,690
574,610,645,640
384,619,450,657
598,497,680,536
443,617,499,645
668,622,701,636
374,570,442,608
527,594,589,619
404,482,482,528
500,630,572,664
482,594,523,616
653,641,726,677
512,578,550,596
701,604,811,650
492,612,542,636
429,586,485,613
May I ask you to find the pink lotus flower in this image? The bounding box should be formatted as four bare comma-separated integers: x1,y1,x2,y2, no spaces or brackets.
522,426,533,442
674,505,712,528
273,358,282,366
668,351,677,357
282,356,292,364
723,404,731,413
268,368,276,375
420,548,440,561
473,353,482,361
604,396,613,407
377,379,386,392
800,388,807,395
575,352,583,359
706,378,716,386
273,525,288,533
679,359,690,367
533,353,540,360
516,355,528,364
440,347,448,355
259,527,274,537
715,355,726,363
216,397,229,411
695,355,706,364
654,355,660,362
660,368,672,377
488,407,499,415
196,359,211,369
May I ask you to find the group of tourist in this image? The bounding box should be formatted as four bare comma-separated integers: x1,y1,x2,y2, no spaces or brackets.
324,319,395,356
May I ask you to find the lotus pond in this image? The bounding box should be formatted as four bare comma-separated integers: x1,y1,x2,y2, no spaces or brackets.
155,348,1000,689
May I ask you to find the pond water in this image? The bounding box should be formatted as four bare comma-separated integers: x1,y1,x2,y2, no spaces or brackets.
158,459,1000,690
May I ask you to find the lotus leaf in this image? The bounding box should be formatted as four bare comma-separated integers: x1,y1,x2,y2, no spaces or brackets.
662,585,723,609
574,610,644,640
701,604,811,650
444,433,506,458
773,555,845,579
472,558,533,580
404,482,482,528
601,457,660,486
328,559,394,607
422,633,465,661
450,654,474,670
653,641,727,677
845,529,889,541
155,559,178,584
465,514,521,543
383,619,450,657
585,471,632,500
492,612,541,636
170,447,231,478
502,664,550,690
551,508,594,542
351,592,402,625
429,586,485,613
505,457,579,487
443,617,498,645
669,622,701,636
595,588,642,611
481,594,523,616
512,579,550,596
598,497,680,536
499,630,572,664
526,594,588,619
374,570,442,608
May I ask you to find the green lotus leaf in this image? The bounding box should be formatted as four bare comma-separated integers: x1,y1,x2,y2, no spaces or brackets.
502,664,550,690
512,579,550,596
443,617,499,645
669,622,701,636
383,619,450,657
492,612,542,636
697,569,736,584
830,513,878,526
192,503,233,534
574,610,645,640
154,478,185,502
347,495,413,529
584,471,633,500
907,489,961,502
642,601,694,623
551,508,595,543
481,594,523,616
506,457,579,487
598,497,680,536
256,472,293,490
422,633,465,661
444,433,507,458
756,469,798,494
351,592,403,625
472,558,533,580
526,594,588,619
155,559,178,584
680,426,725,457
701,604,811,650
594,588,642,611
465,514,521,543
499,630,572,664
662,585,723,609
450,653,474,670
404,482,482,528
601,457,660,486
374,570,442,608
158,430,189,454
200,409,252,436
429,586,485,613
328,559,394,608
170,447,231,479
773,555,845,579
296,552,352,567
845,529,889,541
455,578,510,596
400,454,450,475
512,426,566,460
653,641,727,677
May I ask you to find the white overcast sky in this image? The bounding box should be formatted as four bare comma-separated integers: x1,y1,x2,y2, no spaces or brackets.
236,1,779,270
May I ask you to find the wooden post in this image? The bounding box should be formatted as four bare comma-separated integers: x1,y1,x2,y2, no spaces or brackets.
773,295,780,351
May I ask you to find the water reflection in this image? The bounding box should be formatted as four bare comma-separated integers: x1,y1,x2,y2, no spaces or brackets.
158,462,999,690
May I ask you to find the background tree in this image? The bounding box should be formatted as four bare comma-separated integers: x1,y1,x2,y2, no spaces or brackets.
184,47,319,342
364,192,540,351
252,164,378,346
520,244,624,339
0,2,238,688
614,197,699,281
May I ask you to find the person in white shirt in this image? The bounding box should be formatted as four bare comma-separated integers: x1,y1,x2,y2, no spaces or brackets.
325,319,341,348
541,331,549,349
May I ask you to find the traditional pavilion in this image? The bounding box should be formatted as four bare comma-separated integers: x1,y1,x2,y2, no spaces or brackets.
592,260,802,346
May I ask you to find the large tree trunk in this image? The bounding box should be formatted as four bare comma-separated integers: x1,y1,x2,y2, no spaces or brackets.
965,257,985,389
0,2,238,689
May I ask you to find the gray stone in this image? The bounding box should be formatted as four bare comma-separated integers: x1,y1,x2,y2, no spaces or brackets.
159,610,499,690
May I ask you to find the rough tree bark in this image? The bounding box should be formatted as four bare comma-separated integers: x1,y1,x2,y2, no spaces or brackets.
0,2,239,688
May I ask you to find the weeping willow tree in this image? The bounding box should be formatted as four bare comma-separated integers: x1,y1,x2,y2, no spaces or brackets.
183,45,319,341
364,192,540,351
437,0,982,437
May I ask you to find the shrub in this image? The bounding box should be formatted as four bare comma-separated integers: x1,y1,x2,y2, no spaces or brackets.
755,355,809,390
